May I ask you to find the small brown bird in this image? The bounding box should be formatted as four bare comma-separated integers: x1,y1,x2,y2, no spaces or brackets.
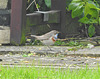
31,30,59,50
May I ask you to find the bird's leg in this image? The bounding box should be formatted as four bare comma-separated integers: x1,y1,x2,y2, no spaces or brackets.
47,45,52,51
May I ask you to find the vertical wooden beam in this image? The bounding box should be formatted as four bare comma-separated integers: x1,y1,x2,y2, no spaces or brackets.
51,0,66,38
10,0,27,45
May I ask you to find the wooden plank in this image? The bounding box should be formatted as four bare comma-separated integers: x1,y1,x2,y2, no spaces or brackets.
46,10,60,23
26,10,60,26
26,13,42,26
51,0,66,38
10,0,27,45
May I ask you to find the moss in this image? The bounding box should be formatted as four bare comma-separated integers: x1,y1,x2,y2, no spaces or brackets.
20,30,26,45
27,18,36,26
10,41,19,46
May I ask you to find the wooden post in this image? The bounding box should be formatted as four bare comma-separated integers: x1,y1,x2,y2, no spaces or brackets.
51,0,66,38
10,0,27,45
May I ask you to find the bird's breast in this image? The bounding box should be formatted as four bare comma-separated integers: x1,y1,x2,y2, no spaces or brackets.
52,37,56,42
41,37,56,46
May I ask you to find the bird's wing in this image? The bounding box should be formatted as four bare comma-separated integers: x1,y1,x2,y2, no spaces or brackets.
31,35,49,40
41,31,57,39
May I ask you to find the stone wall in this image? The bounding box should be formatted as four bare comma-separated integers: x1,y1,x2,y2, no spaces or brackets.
0,0,10,26
0,0,8,9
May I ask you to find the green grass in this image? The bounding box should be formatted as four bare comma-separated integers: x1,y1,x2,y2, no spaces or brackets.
0,66,100,79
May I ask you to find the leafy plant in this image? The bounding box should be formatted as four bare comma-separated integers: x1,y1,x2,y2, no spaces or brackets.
54,40,83,46
27,0,50,13
54,40,67,46
22,54,28,57
32,40,43,45
68,47,77,51
44,0,51,8
68,0,100,37
66,41,80,46
88,24,95,37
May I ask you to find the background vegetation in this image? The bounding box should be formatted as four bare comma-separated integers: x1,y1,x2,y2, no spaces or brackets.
27,0,100,38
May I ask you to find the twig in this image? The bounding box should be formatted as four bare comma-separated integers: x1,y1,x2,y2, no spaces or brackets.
26,0,51,28
57,36,100,45
26,0,35,10
26,0,39,11
34,0,39,11
84,24,88,37
47,24,51,28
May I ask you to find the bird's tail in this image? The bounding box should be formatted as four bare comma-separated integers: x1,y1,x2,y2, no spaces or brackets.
31,35,43,40
31,35,37,38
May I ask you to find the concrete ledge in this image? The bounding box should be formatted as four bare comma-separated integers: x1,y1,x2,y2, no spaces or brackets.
0,10,10,14
0,46,100,57
0,0,8,9
0,26,10,44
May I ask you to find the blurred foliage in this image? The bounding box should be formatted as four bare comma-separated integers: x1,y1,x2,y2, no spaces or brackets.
68,0,100,37
26,0,100,38
26,39,84,47
31,40,43,45
44,0,51,8
27,0,50,13
54,40,67,46
54,40,83,46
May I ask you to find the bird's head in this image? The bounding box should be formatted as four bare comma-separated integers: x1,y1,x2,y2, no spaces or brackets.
51,30,60,35
51,30,60,39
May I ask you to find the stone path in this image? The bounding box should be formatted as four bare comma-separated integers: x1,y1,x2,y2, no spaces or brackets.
0,46,100,69
0,46,100,56
0,54,100,69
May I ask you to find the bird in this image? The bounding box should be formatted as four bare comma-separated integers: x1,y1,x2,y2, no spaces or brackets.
31,30,59,50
